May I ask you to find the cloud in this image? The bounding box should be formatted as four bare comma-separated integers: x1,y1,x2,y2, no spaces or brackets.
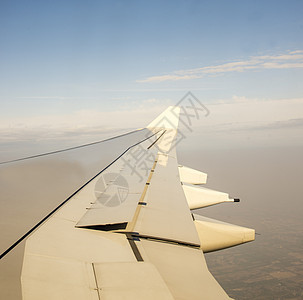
0,103,173,144
15,96,74,100
245,118,303,132
176,97,303,149
0,103,177,161
1,96,303,156
137,50,303,83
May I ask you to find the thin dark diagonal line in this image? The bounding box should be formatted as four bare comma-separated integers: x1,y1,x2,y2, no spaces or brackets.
0,129,144,165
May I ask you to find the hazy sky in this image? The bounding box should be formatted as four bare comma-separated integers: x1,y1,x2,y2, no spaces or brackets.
0,0,303,155
1,2,303,299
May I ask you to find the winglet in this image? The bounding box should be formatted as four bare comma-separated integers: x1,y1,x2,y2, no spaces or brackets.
147,106,180,130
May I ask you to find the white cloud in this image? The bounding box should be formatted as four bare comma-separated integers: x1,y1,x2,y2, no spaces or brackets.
15,96,74,100
231,95,250,103
289,50,303,54
137,50,303,83
136,74,203,83
1,96,303,153
0,103,172,143
185,97,303,148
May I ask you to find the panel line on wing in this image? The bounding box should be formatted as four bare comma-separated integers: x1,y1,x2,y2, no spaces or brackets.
91,263,101,300
126,233,144,262
125,155,158,232
147,130,166,149
115,232,200,249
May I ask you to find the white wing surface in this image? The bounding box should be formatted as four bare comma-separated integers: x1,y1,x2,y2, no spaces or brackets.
21,106,254,299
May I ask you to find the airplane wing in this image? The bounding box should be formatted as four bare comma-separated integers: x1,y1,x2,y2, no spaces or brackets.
21,106,255,300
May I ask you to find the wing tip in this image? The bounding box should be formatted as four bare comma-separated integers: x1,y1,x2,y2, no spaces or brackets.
147,106,180,129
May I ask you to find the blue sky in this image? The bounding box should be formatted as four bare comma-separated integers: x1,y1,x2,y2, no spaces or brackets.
0,0,303,153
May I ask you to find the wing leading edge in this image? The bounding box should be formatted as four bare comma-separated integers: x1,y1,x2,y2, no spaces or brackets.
21,106,254,300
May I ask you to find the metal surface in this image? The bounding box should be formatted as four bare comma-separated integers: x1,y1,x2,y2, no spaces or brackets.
20,106,252,299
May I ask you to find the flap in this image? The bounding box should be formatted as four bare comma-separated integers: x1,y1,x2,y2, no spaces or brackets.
76,142,158,227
